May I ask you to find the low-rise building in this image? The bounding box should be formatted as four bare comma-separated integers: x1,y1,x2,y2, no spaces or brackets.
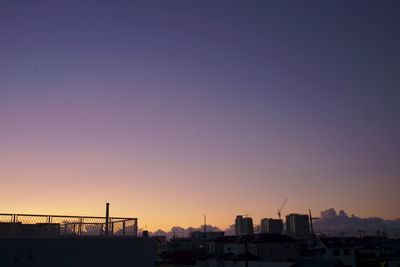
317,238,356,267
201,233,299,266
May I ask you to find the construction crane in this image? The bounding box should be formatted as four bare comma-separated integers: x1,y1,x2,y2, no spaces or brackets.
277,197,287,219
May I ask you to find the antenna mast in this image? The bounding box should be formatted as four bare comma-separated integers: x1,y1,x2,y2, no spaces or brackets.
204,214,207,233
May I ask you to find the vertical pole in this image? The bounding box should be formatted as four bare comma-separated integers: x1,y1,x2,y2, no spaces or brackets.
47,216,51,235
79,217,83,236
11,215,16,236
309,210,314,237
204,215,207,234
122,221,126,236
244,236,248,267
105,203,110,237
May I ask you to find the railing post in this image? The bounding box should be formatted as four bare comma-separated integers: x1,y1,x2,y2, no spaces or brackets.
123,221,126,236
11,215,16,236
47,216,51,235
79,217,83,236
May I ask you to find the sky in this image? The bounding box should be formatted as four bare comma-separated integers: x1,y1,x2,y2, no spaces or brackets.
1,0,399,231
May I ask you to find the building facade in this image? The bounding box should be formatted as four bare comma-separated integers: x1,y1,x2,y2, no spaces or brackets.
260,218,283,234
285,214,310,238
235,216,254,236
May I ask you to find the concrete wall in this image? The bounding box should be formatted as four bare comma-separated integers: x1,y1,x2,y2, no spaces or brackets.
0,237,155,267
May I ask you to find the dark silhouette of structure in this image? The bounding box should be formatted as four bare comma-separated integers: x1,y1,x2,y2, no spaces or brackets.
260,218,284,234
0,213,137,237
277,197,288,219
286,213,310,238
0,211,155,267
235,216,254,236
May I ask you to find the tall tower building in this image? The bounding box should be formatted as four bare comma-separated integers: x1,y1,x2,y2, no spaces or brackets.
285,213,310,238
235,216,254,236
260,218,283,234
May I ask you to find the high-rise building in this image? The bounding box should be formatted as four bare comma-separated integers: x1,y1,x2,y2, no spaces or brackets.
260,218,283,234
235,216,254,236
285,213,310,238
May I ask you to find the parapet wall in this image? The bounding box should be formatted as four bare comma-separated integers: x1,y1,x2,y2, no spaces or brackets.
0,237,156,267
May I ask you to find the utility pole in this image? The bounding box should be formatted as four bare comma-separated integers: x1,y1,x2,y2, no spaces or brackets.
204,215,207,233
105,202,110,237
309,209,318,237
244,235,248,267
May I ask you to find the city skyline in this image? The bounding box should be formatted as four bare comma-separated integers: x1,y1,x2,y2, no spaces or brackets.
1,1,400,231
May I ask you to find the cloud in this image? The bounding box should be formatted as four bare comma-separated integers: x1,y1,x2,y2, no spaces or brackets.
139,224,225,240
314,208,400,237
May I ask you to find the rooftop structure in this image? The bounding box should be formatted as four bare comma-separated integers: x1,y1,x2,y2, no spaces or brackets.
0,213,138,238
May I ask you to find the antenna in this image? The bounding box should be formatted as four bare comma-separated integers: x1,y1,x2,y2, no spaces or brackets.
204,215,207,233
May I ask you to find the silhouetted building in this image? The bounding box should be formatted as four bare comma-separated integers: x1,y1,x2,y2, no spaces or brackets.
189,231,224,239
202,233,298,265
0,213,151,267
235,216,253,236
0,237,155,267
260,218,283,234
286,213,310,238
317,238,357,267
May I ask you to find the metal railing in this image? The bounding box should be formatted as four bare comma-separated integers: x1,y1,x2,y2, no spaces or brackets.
0,213,138,238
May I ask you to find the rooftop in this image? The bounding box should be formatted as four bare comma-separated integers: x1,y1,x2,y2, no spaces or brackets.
0,213,138,238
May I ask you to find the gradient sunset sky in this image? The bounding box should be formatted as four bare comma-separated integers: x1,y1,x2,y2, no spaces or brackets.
1,1,399,231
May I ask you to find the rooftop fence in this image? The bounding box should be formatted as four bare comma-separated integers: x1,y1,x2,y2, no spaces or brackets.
0,213,138,238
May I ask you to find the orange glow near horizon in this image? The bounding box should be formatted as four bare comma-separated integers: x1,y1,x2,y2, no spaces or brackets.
2,150,399,232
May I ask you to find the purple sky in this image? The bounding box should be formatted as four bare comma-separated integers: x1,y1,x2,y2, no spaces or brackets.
1,1,399,230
